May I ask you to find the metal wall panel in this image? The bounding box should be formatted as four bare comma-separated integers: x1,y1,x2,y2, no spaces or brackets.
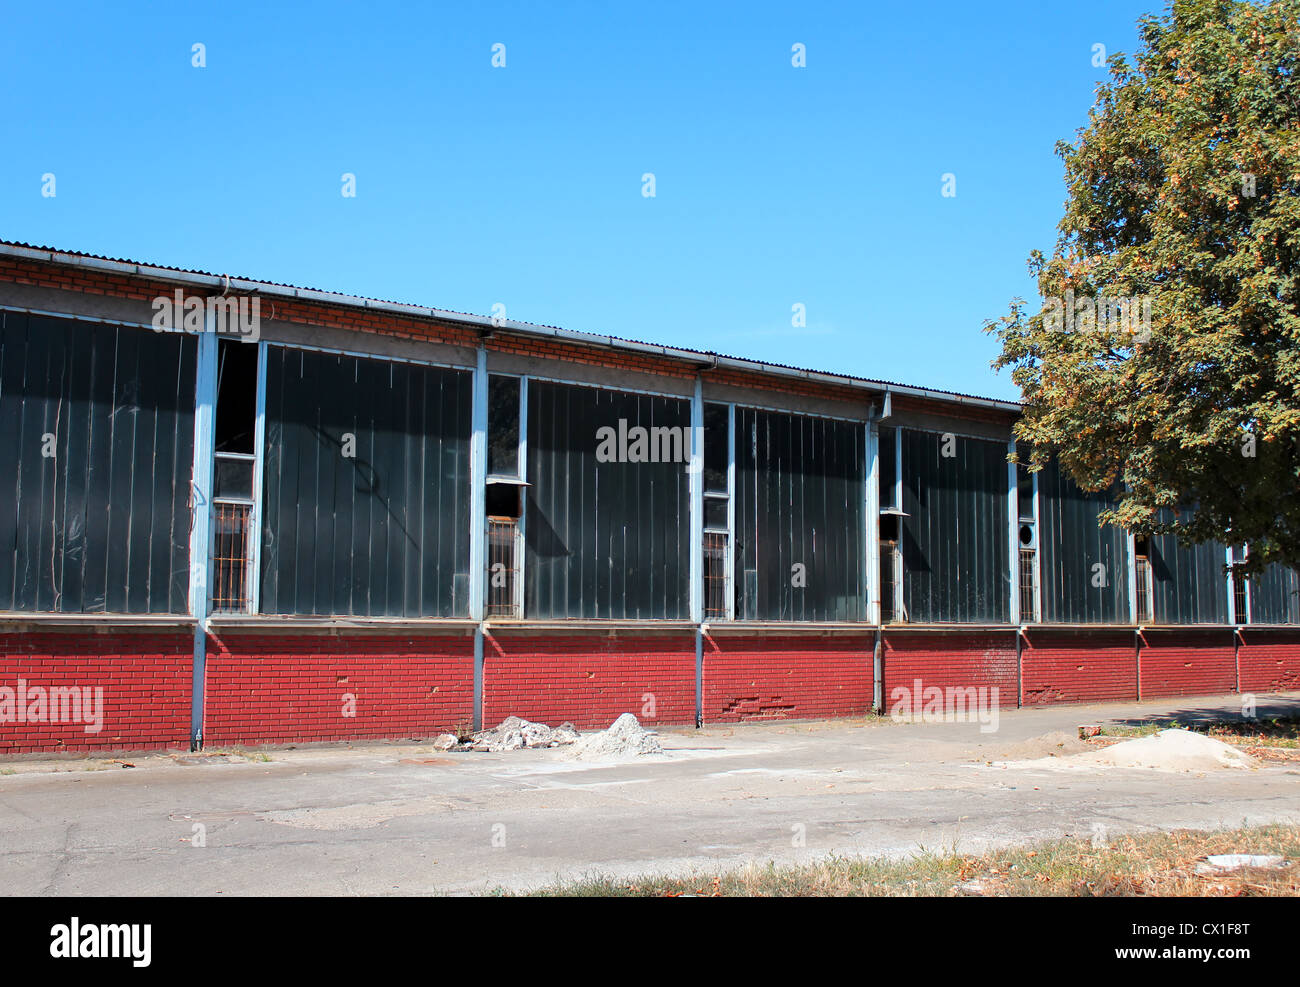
0,312,196,613
1250,563,1299,624
900,429,1009,623
1037,458,1130,622
1149,510,1228,624
524,379,690,619
260,346,471,617
734,408,866,621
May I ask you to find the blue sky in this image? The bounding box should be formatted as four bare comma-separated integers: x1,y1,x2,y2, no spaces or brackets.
1,1,1158,400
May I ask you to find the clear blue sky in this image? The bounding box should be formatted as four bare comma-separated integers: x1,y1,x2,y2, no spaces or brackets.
1,1,1157,400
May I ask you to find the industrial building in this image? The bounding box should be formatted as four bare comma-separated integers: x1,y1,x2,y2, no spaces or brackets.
0,241,1296,753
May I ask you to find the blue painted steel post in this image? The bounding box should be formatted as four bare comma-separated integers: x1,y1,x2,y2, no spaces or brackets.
470,346,488,730
188,316,219,750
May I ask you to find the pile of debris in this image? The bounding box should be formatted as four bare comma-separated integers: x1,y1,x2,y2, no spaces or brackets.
433,716,580,753
564,713,664,760
430,712,665,759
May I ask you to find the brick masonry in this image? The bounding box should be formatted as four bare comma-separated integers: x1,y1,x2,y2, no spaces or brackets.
482,631,695,730
203,633,474,745
1138,630,1237,700
881,629,1020,712
0,632,192,754
1237,630,1300,694
702,633,873,722
1021,629,1138,706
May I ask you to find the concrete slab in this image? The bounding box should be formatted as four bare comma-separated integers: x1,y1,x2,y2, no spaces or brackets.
0,692,1297,895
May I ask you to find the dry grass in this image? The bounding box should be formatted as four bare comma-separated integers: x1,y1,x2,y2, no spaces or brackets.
515,824,1300,897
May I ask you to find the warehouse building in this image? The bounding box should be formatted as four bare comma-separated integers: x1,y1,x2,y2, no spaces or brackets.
0,241,1297,753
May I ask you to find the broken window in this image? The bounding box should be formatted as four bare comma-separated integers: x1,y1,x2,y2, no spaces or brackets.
210,338,258,613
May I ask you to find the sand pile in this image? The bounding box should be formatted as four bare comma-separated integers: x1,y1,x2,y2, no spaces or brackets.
563,713,664,761
996,728,1258,773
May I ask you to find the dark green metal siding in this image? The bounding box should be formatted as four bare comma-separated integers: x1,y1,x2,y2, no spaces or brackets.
900,429,1009,623
0,312,196,614
260,346,471,617
1037,459,1130,623
1250,563,1299,624
524,379,690,619
1149,512,1228,624
734,408,865,621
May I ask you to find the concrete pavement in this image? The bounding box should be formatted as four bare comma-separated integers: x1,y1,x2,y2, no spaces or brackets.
1,693,1297,895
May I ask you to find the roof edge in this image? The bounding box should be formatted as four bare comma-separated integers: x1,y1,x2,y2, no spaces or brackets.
0,242,1023,415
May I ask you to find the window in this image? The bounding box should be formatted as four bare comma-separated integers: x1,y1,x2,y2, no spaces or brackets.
879,513,902,623
210,339,258,613
1019,525,1037,622
1134,536,1153,622
702,402,732,620
488,374,521,478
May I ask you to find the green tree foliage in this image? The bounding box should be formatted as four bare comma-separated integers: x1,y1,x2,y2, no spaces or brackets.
987,0,1300,573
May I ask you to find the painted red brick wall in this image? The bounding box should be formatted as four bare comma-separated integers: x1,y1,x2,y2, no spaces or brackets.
204,634,474,745
702,634,873,723
881,630,1019,713
1021,630,1137,706
1238,632,1300,694
0,632,191,754
1138,631,1236,699
483,632,695,730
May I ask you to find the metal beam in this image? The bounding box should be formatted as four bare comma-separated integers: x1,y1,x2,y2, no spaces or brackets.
1007,440,1020,625
689,377,704,624
469,346,488,621
187,315,219,749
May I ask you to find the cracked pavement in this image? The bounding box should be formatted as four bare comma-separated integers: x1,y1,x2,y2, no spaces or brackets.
1,693,1298,895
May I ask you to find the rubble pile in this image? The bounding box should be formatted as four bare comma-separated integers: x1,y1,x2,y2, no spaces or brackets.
461,716,581,752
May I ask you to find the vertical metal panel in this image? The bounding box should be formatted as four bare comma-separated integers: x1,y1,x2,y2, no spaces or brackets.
259,345,471,617
524,378,690,619
1248,562,1298,624
1037,458,1130,623
899,428,1009,623
0,312,196,614
469,347,488,620
1147,508,1229,623
866,421,880,624
734,407,866,621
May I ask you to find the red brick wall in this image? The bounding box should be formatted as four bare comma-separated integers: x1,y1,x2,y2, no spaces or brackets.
1021,630,1137,706
1138,630,1236,699
881,630,1019,712
483,632,695,730
702,634,873,722
203,634,474,745
0,632,191,754
1238,631,1300,694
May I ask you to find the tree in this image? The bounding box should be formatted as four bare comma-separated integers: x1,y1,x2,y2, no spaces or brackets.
986,0,1300,574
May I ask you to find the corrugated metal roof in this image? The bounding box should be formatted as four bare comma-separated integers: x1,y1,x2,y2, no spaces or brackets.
0,239,1022,412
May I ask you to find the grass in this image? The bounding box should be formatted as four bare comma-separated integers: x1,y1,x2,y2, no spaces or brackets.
511,824,1300,897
